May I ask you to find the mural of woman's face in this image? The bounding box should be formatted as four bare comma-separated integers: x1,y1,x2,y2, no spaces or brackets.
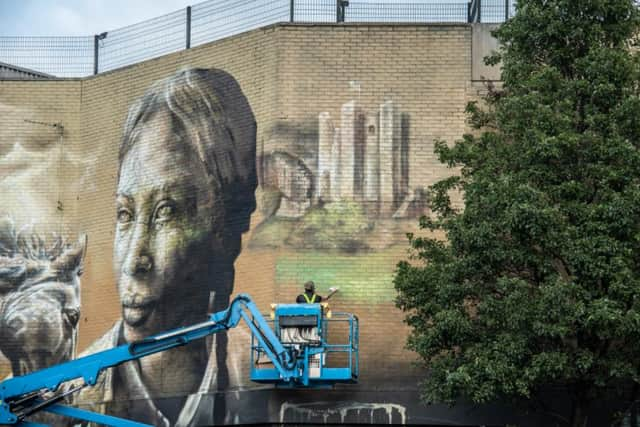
114,110,225,337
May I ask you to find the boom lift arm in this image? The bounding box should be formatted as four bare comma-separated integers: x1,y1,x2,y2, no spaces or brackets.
0,294,298,427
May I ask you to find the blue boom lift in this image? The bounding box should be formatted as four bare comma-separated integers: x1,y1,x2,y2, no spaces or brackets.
0,294,359,426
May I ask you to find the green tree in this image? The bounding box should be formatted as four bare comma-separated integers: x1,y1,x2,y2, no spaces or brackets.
394,1,640,426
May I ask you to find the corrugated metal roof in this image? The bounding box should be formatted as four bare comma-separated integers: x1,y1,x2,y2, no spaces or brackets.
0,61,54,80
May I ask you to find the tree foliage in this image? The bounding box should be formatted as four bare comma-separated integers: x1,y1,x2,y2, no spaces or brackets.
394,1,640,425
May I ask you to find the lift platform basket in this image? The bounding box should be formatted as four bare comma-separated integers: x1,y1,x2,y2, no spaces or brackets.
249,303,359,388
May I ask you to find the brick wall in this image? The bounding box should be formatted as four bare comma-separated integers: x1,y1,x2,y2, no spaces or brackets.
0,23,496,425
268,23,471,383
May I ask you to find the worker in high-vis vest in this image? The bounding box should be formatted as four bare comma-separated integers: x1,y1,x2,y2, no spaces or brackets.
296,280,338,303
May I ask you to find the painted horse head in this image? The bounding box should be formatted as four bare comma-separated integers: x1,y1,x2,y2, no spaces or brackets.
0,216,86,376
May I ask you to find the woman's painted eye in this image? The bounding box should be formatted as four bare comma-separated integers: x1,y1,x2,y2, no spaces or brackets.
117,209,133,223
155,203,175,221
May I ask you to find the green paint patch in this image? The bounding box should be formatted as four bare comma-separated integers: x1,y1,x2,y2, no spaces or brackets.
249,217,296,249
275,250,401,303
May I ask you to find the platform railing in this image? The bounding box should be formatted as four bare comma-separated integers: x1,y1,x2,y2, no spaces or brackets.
322,312,359,378
249,311,359,383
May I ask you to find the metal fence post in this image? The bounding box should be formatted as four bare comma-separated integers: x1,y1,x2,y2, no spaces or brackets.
93,35,99,75
505,0,509,20
290,0,294,22
477,0,481,23
186,6,192,49
468,0,481,23
336,0,348,23
93,32,107,75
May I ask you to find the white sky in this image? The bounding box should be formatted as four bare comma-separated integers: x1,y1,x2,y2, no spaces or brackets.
0,0,195,36
0,0,471,36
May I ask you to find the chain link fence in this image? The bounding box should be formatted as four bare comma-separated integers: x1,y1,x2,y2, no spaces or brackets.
96,9,187,73
0,0,514,78
191,0,291,47
0,36,94,78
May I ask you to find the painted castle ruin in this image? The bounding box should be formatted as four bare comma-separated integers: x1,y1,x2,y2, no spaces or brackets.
262,100,427,220
318,99,410,214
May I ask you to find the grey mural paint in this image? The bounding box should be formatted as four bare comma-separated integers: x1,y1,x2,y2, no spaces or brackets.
279,401,407,424
72,68,258,427
320,99,412,216
0,103,99,227
260,151,314,218
0,216,85,376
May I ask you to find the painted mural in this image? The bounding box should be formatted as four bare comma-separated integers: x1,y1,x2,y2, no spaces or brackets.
244,99,426,424
0,99,94,388
0,216,85,377
253,99,427,252
0,64,438,426
0,68,430,425
0,61,489,424
279,401,407,424
64,68,259,426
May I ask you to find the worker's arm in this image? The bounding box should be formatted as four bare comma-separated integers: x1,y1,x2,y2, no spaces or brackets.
324,287,339,300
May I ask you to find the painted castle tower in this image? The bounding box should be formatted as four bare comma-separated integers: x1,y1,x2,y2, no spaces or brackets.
318,100,409,215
